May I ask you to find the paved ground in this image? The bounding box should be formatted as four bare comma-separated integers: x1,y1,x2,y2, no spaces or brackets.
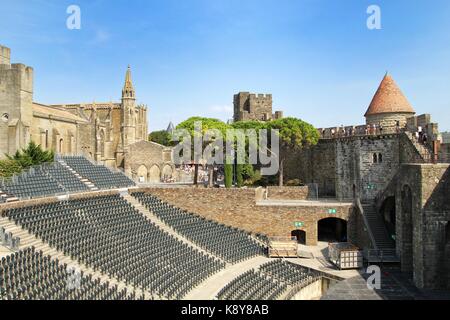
321,267,450,300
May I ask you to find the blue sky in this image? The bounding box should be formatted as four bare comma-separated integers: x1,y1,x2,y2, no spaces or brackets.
1,0,449,131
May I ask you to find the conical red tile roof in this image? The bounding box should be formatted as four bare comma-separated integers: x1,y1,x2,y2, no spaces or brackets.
365,74,415,117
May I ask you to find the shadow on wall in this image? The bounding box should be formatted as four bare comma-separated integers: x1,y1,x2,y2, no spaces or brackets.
423,166,450,212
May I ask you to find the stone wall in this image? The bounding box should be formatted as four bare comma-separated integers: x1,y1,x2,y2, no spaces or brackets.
266,186,309,200
124,140,174,183
136,187,355,246
285,135,401,201
389,164,450,289
0,61,33,158
346,135,399,201
284,140,336,197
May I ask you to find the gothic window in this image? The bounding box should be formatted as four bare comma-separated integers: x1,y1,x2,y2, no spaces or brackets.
378,153,383,163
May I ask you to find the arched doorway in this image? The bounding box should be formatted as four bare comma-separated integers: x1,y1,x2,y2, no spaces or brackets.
401,185,413,271
291,230,306,245
137,165,148,183
149,165,161,183
381,196,396,241
318,218,347,242
162,165,173,182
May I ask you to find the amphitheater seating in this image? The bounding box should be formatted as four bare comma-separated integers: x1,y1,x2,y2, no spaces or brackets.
2,194,224,299
0,247,137,300
62,156,135,189
216,269,288,300
217,260,323,300
259,259,322,287
1,166,65,199
132,192,266,263
0,161,91,200
42,162,89,193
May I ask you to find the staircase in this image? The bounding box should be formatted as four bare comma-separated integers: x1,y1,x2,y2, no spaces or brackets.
0,215,155,299
404,131,434,162
57,159,99,191
361,204,399,263
362,204,395,249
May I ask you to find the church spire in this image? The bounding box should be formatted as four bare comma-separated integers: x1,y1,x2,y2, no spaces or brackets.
122,65,135,99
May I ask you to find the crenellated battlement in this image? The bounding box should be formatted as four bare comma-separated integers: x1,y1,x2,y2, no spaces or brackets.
0,45,11,65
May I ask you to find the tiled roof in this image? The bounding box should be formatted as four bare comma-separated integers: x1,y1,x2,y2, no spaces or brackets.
365,74,415,117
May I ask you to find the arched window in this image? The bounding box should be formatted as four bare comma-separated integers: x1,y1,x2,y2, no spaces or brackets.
373,153,378,163
378,153,383,163
59,138,64,154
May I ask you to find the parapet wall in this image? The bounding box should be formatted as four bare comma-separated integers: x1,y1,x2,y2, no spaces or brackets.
266,186,309,200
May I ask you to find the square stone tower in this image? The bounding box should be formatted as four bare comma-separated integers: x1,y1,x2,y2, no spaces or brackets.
233,92,283,122
0,45,34,158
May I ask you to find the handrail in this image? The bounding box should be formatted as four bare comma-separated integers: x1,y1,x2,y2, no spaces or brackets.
355,197,378,250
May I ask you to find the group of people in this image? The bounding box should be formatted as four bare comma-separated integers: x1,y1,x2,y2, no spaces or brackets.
415,125,429,144
322,121,405,139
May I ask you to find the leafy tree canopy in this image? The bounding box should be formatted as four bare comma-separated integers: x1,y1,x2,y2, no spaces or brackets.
6,141,54,169
148,130,173,146
267,117,319,149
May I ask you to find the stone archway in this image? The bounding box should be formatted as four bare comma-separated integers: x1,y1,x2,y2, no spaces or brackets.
137,165,148,183
149,165,161,183
400,185,413,272
291,230,306,245
318,217,347,242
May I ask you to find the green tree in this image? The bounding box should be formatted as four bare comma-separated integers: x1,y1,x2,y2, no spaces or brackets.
267,117,319,186
7,141,54,170
176,117,230,186
0,159,23,179
148,130,173,146
224,159,233,188
236,164,244,187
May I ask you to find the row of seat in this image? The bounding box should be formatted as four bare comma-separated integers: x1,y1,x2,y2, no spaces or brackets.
132,192,266,263
44,161,89,193
216,260,323,300
1,247,139,300
0,155,136,200
3,194,225,299
1,166,65,199
62,156,135,190
216,269,288,300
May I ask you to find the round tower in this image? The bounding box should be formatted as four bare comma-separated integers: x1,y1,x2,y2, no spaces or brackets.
364,73,415,128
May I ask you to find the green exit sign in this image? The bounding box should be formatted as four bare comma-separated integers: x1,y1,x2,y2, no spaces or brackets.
328,209,337,214
367,184,376,190
294,222,304,228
